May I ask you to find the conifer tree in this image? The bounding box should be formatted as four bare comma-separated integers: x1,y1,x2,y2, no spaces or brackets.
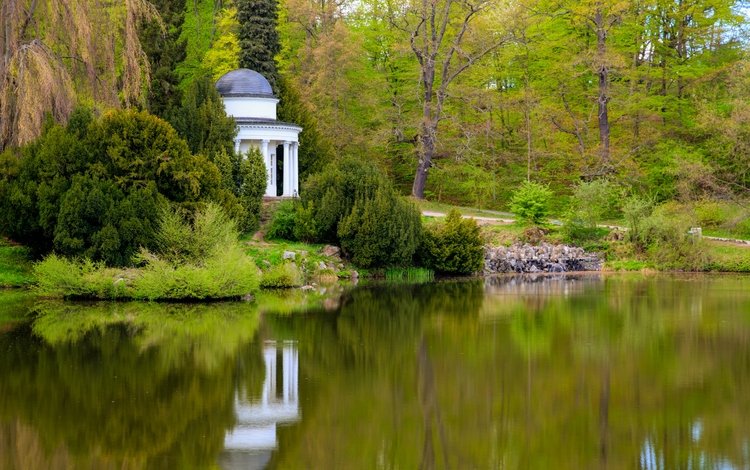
237,0,281,91
141,0,187,120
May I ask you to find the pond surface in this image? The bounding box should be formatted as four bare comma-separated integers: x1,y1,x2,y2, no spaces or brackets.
1,274,750,469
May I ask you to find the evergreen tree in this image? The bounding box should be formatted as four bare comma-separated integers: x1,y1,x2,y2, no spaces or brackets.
170,75,267,234
277,78,335,178
170,74,236,159
140,0,188,120
237,0,281,91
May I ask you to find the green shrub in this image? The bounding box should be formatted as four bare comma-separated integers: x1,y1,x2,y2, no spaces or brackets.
153,203,238,266
292,202,319,242
0,108,240,266
566,179,621,229
295,156,424,267
635,204,708,270
562,180,612,244
734,217,750,238
694,200,732,228
337,186,422,268
266,200,298,240
260,263,304,288
132,245,259,300
298,157,387,242
510,180,553,225
418,210,484,274
622,196,653,246
234,149,267,234
562,217,609,244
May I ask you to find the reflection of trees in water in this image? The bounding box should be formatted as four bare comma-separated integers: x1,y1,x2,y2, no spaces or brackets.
0,302,267,469
268,277,750,469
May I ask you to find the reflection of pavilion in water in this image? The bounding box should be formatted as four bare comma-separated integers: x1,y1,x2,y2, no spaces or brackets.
220,340,299,470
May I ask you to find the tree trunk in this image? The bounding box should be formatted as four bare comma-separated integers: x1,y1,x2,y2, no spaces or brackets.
595,9,611,170
413,120,436,199
413,55,436,199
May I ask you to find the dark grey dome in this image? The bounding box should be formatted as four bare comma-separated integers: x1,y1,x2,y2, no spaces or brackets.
216,69,274,97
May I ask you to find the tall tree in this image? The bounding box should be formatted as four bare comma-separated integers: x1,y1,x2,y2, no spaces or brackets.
236,0,335,177
397,0,506,198
237,0,281,91
140,0,187,119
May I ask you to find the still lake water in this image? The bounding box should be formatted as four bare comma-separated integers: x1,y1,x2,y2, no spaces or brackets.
1,274,750,469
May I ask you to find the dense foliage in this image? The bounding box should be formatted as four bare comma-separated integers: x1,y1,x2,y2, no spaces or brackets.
563,180,621,243
0,109,243,265
419,210,484,274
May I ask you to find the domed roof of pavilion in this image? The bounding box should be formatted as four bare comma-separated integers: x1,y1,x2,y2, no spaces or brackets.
215,69,274,97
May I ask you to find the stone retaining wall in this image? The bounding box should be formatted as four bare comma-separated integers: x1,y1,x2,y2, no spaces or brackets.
484,243,602,274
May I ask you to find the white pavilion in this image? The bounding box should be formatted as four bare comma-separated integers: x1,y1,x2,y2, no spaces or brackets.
216,69,302,197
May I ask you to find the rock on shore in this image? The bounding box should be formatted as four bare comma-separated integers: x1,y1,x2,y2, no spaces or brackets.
484,243,602,274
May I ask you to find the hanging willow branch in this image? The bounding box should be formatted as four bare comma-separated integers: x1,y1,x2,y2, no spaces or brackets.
0,0,163,150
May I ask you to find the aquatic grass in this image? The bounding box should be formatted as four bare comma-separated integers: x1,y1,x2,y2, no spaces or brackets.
384,267,435,283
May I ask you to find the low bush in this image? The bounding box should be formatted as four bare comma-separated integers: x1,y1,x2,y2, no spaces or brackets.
298,157,386,242
294,157,424,267
260,263,304,288
633,204,709,271
337,186,422,268
418,210,484,275
562,218,609,244
510,180,553,225
0,242,33,287
622,196,653,246
266,200,297,240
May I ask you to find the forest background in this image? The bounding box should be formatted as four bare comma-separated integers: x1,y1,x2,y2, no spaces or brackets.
2,0,750,210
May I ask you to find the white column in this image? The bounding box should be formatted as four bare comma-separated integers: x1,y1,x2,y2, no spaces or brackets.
234,138,241,155
261,139,272,197
292,142,299,196
271,149,279,197
282,141,292,197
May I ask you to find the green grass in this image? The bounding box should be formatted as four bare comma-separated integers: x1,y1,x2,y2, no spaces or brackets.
704,242,750,272
415,199,514,219
243,239,329,268
605,259,653,271
0,242,34,287
703,228,750,241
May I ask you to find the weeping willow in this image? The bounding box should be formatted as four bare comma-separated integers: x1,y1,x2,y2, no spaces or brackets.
0,0,162,150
